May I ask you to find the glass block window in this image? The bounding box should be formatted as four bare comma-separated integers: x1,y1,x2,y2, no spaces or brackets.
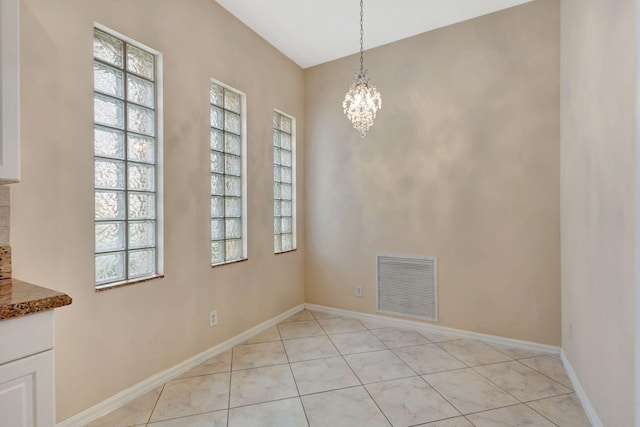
93,28,161,288
273,111,296,253
210,81,246,265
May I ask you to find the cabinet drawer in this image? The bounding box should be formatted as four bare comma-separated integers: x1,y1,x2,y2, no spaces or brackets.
0,311,53,365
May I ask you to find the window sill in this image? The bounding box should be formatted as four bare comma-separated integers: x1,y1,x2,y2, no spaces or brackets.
275,249,297,255
211,258,248,268
95,275,165,292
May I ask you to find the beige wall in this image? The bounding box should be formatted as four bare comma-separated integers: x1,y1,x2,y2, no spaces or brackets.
12,0,305,421
304,0,560,345
561,0,637,425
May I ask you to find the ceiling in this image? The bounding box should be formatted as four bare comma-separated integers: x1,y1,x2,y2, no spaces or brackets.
215,0,534,69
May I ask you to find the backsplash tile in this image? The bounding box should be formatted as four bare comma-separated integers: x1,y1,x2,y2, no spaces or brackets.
0,246,11,279
0,228,9,246
0,187,9,246
0,207,9,227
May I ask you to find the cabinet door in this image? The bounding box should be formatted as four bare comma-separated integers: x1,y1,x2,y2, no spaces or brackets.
0,350,54,427
0,0,20,183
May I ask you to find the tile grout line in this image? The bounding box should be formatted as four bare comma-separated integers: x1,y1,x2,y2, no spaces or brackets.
469,361,575,412
144,409,225,426
523,391,578,405
483,341,547,361
227,323,311,417
279,321,312,427
432,339,481,368
462,414,476,426
313,311,396,427
418,367,554,422
434,339,514,368
406,414,469,427
144,383,166,426
415,373,465,421
477,357,573,400
384,344,429,379
387,341,470,377
314,312,367,384
330,316,401,426
361,384,395,427
515,357,575,390
421,368,515,413
226,347,234,425
225,395,308,411
462,402,529,416
426,337,517,397
524,401,562,427
468,363,529,406
320,316,514,418
459,399,564,426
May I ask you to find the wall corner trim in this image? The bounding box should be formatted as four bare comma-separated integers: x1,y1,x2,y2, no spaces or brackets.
56,304,305,427
560,349,604,427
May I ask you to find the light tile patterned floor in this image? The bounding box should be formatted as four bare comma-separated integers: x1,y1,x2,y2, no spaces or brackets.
87,310,591,427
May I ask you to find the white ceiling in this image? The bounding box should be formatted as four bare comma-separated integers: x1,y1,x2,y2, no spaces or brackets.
215,0,534,69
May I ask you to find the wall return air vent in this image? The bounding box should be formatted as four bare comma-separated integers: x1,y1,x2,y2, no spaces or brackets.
376,255,438,322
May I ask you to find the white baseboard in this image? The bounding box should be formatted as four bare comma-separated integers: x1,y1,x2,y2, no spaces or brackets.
57,304,305,427
305,304,560,355
59,302,565,426
560,350,602,427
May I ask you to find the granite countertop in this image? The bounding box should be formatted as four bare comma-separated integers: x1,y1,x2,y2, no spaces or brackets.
0,278,72,320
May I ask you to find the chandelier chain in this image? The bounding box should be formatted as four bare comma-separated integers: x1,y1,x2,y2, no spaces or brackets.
343,0,382,138
359,0,364,72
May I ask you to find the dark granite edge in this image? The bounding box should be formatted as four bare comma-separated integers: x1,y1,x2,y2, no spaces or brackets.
0,294,72,320
0,279,72,320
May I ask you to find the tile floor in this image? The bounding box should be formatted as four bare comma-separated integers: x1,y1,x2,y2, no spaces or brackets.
87,310,591,427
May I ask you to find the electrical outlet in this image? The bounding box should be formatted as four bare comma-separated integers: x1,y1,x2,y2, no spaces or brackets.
355,285,363,297
209,310,218,327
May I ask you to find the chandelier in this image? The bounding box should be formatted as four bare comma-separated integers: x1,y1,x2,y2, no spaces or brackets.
343,0,382,138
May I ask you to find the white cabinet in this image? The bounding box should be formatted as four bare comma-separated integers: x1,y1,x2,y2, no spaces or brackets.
0,0,20,183
0,351,54,427
0,311,55,426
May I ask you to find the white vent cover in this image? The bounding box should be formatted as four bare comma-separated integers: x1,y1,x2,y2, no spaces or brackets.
376,255,438,322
